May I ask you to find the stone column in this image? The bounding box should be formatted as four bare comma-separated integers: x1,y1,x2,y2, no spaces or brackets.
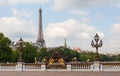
67,64,71,71
16,62,24,71
93,61,100,71
0,65,1,70
90,64,94,71
100,64,103,71
41,64,46,71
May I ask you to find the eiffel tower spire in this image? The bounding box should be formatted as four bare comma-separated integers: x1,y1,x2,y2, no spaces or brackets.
36,8,46,47
64,38,67,48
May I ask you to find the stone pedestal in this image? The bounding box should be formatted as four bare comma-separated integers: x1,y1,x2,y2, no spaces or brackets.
16,62,24,71
41,65,46,71
93,61,100,71
47,63,66,69
90,64,94,71
0,65,1,70
100,64,103,71
67,64,71,71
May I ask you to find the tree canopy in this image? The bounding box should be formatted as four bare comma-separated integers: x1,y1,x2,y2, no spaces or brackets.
22,42,37,63
0,33,12,63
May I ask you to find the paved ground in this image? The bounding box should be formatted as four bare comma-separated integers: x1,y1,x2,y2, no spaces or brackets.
0,71,120,76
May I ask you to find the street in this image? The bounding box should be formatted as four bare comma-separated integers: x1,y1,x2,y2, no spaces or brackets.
0,71,120,76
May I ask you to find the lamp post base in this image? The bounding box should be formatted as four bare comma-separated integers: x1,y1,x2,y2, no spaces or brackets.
16,62,24,71
93,61,100,71
95,55,99,61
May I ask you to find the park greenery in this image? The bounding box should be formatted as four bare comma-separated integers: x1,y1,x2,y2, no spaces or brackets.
0,33,120,63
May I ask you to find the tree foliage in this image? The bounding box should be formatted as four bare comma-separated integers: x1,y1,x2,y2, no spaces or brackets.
62,48,80,62
22,42,37,63
37,48,48,62
79,51,95,62
0,33,12,63
11,50,19,62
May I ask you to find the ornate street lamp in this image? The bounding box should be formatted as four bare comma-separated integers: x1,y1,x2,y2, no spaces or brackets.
16,37,25,62
15,38,26,71
91,33,103,61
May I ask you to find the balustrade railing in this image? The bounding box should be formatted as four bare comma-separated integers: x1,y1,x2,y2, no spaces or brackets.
0,62,120,71
71,62,92,69
70,62,93,71
24,63,41,69
0,64,17,71
101,62,120,71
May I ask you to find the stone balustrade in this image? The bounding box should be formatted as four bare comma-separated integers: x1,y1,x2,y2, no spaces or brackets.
101,62,120,71
0,64,16,71
70,62,93,71
0,62,120,71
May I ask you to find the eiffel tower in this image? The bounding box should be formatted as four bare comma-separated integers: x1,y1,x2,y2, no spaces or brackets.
36,8,46,47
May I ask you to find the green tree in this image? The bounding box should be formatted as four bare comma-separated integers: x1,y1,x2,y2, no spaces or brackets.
115,54,120,61
0,33,12,63
37,48,48,62
99,54,108,61
11,50,19,62
78,51,96,62
62,48,77,62
22,42,37,63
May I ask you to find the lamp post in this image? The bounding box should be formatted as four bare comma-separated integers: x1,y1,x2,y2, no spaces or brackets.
16,37,25,71
91,33,103,61
16,38,25,62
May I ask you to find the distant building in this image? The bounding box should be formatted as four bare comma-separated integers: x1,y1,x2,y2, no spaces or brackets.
10,41,17,50
72,47,82,53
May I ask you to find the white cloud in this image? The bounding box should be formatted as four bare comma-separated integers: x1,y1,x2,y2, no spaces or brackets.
102,23,120,53
44,19,104,47
69,10,90,16
0,17,36,41
117,4,120,8
1,0,49,5
69,10,90,23
77,32,89,39
104,37,120,53
45,19,96,39
95,14,103,19
0,9,36,42
82,17,90,23
114,16,120,22
53,0,120,10
44,23,67,39
111,23,120,33
0,0,4,5
11,8,32,18
110,23,120,45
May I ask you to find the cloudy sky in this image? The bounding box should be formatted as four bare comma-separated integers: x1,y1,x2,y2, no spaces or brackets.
0,0,120,54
